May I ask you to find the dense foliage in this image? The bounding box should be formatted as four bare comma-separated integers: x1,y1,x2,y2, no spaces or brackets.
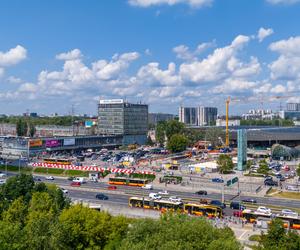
256,218,300,250
240,119,294,127
0,174,243,250
257,159,269,175
217,154,234,174
167,134,189,153
155,120,185,146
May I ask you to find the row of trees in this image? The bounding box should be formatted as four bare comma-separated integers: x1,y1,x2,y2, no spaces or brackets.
0,174,242,250
240,119,294,127
16,119,36,137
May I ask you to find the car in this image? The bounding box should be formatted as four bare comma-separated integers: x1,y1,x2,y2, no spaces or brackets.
0,179,6,185
45,176,54,180
168,196,182,202
195,190,208,195
242,198,257,204
33,177,42,182
107,185,117,190
256,206,271,214
264,180,278,186
149,193,162,200
230,201,246,210
286,185,299,191
264,176,273,181
60,188,68,194
283,165,290,171
158,190,169,195
71,181,81,187
96,193,109,200
68,176,75,181
0,173,7,178
233,210,243,217
141,184,153,190
281,209,298,217
210,200,226,209
211,178,224,183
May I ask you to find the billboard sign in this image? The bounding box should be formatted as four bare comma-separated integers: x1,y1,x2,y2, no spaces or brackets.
85,121,93,128
29,139,43,148
45,139,61,148
99,99,124,104
63,138,75,146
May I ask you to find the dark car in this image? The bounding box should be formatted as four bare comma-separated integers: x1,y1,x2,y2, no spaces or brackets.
96,193,109,200
230,201,246,210
211,178,224,183
264,176,273,181
33,177,42,182
210,200,226,209
195,190,207,195
242,198,257,204
264,180,278,186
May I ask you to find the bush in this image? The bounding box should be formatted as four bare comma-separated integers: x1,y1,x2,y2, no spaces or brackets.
249,234,261,242
64,170,88,177
0,165,32,172
34,168,64,175
129,173,156,181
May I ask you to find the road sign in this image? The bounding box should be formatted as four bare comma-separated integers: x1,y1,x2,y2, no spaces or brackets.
226,180,232,186
226,177,239,186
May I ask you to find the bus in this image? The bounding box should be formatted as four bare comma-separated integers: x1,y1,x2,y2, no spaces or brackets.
129,197,183,211
184,203,223,218
108,177,150,187
43,158,72,165
242,209,300,230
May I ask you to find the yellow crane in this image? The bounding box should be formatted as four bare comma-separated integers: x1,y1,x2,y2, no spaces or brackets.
225,97,230,147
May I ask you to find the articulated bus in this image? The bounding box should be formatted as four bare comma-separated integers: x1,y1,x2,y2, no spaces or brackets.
109,177,149,187
128,197,223,218
184,203,223,218
43,158,72,165
242,209,300,230
129,197,183,211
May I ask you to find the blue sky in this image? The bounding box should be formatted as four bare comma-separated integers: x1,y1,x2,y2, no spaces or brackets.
1,0,300,115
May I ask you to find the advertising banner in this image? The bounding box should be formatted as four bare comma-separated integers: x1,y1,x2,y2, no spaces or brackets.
29,139,43,148
63,138,75,146
85,121,93,128
45,139,61,148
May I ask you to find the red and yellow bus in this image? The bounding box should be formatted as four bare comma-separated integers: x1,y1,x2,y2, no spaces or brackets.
184,203,223,218
43,158,72,165
108,177,150,187
129,197,183,211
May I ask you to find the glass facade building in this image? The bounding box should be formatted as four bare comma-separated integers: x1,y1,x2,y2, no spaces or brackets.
98,99,148,137
237,129,247,171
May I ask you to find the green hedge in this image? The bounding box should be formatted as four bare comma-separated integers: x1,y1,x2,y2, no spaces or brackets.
34,168,64,175
64,170,89,177
248,234,261,242
129,173,156,181
0,165,32,172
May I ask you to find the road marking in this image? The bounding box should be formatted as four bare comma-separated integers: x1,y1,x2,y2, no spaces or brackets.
238,230,249,240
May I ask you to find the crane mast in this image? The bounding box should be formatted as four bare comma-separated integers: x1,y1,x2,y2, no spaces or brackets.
225,97,230,147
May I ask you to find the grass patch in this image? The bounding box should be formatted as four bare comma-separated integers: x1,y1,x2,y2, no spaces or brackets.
65,170,88,177
249,234,261,242
266,187,277,195
244,173,264,177
0,165,32,172
272,191,300,199
34,168,65,175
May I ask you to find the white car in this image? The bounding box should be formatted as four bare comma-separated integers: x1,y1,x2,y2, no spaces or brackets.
257,206,272,214
281,209,298,217
158,190,169,195
149,193,161,200
168,196,182,202
46,176,55,180
141,184,153,190
61,188,68,194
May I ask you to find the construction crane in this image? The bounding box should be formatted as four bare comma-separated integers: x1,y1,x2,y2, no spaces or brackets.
225,97,230,147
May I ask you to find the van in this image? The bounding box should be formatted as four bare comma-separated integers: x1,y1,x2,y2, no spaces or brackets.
73,177,86,183
142,184,153,190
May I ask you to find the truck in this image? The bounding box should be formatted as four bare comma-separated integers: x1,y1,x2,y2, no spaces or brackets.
73,177,86,183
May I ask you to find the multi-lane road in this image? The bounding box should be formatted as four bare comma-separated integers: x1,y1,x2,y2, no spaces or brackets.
4,172,300,215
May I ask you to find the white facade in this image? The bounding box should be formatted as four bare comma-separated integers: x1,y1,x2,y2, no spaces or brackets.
216,119,240,126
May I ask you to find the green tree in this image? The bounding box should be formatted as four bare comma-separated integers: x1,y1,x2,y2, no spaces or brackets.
155,121,166,146
120,214,240,250
205,127,226,148
29,122,36,137
16,118,28,136
146,135,154,146
167,134,189,153
258,218,300,250
217,154,234,174
183,128,205,145
165,120,185,140
246,160,254,170
257,159,269,175
296,164,300,177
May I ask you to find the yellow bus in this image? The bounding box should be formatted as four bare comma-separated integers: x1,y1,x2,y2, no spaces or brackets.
242,209,300,230
109,177,149,187
43,158,72,165
129,197,183,211
184,203,223,218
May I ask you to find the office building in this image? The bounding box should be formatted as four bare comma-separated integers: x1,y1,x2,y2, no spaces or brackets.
179,107,198,126
198,107,218,126
98,99,148,144
287,103,300,111
179,106,218,126
237,129,247,171
278,110,300,120
148,113,175,125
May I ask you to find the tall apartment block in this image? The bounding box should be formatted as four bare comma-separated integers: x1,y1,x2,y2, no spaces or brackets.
179,106,218,126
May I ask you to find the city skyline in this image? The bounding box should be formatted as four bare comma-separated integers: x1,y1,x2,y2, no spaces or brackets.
1,0,300,115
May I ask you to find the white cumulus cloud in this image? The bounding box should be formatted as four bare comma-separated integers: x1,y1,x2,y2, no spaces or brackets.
128,0,213,8
257,27,274,42
0,45,27,67
56,49,82,61
266,0,300,5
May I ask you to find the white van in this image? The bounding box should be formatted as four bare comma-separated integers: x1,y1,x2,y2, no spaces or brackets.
73,177,86,183
142,184,153,190
149,193,161,200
